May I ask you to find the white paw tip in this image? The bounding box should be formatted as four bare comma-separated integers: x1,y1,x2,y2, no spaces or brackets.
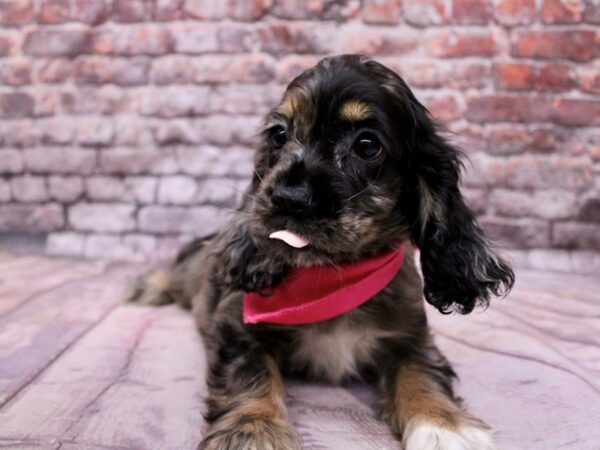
404,421,497,450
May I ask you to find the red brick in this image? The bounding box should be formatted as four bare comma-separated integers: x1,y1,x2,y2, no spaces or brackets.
0,203,64,233
0,180,10,202
486,125,531,155
138,205,225,234
549,98,600,127
33,89,58,117
489,189,578,220
422,94,461,122
48,176,84,202
37,0,71,24
479,217,550,248
153,120,200,146
509,155,593,190
428,31,497,58
37,58,72,83
24,30,92,56
69,202,136,232
47,232,85,256
0,92,34,118
72,0,110,25
186,0,270,20
362,0,402,24
511,30,598,62
276,55,325,83
0,32,17,56
191,54,276,83
404,0,449,26
228,0,272,20
578,66,600,94
157,175,198,204
542,0,585,23
61,86,130,116
92,25,172,55
193,116,262,146
113,0,153,22
0,0,33,25
493,0,535,25
76,117,115,147
209,85,281,115
553,222,600,250
171,23,220,54
138,86,211,117
114,117,154,147
24,148,97,174
494,63,534,91
578,197,600,222
271,0,359,20
99,148,178,174
486,124,571,155
83,233,157,261
0,149,24,174
338,26,418,55
392,60,490,89
11,176,48,202
535,64,575,92
74,56,150,86
452,0,491,24
585,1,600,22
466,95,548,123
155,0,184,20
38,118,76,145
151,56,193,84
466,95,600,127
86,176,156,203
528,126,572,154
216,24,257,52
258,23,333,55
0,59,32,86
177,146,254,177
0,120,38,148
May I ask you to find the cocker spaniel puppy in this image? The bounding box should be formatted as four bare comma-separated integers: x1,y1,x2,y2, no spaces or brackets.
128,55,514,450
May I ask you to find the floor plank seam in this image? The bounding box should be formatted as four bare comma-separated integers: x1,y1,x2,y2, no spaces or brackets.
0,261,119,320
61,308,158,442
0,290,128,412
435,331,600,396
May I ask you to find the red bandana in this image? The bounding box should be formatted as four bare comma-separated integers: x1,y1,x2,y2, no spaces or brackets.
243,244,406,325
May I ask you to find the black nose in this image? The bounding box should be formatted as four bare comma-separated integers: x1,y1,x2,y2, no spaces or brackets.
271,184,313,215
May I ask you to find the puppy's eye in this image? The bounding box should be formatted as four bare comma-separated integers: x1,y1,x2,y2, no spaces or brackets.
354,133,383,160
270,126,287,149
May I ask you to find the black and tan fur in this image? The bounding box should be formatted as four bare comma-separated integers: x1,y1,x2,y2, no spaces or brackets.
127,55,514,450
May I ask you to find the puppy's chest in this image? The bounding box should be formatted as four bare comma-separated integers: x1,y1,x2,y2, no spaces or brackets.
288,318,386,384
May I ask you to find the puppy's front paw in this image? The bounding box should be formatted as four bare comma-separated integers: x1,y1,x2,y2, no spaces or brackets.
403,419,496,450
241,257,287,294
198,417,302,450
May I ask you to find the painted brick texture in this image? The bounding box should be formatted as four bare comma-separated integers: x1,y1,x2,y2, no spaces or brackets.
0,0,598,272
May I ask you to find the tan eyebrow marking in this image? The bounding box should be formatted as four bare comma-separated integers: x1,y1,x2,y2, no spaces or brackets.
339,100,373,121
276,91,302,119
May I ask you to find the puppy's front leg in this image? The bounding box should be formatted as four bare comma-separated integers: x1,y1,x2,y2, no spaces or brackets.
381,345,496,450
199,333,301,450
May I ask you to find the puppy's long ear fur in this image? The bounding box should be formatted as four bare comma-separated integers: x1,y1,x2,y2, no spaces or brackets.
403,97,514,314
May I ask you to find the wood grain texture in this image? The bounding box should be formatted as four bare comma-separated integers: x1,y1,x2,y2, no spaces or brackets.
0,256,598,450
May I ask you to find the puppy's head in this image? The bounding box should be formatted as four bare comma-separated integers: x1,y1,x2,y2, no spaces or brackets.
247,55,514,314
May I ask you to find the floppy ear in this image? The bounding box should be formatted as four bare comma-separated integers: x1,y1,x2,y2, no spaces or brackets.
404,100,514,314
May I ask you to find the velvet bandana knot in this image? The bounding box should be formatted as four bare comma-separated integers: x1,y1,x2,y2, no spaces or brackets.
243,244,406,325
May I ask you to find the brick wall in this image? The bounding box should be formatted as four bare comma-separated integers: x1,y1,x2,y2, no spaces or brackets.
0,0,598,272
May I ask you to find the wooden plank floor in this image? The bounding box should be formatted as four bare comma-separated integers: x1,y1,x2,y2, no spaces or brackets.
0,252,599,450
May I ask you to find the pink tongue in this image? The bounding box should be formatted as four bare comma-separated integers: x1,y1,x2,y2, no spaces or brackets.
269,230,309,248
